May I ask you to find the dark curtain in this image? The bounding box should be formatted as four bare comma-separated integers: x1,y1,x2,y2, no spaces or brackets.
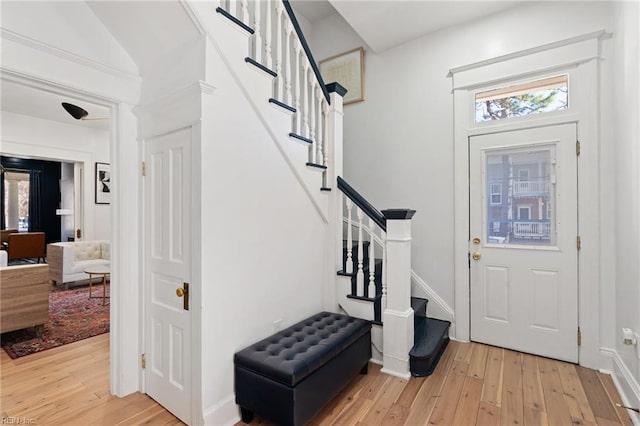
0,170,5,230
28,170,42,232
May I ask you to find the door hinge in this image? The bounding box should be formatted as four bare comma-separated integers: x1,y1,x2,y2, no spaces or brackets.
141,161,146,176
576,140,581,156
141,353,146,369
577,236,582,251
76,229,82,239
577,327,582,346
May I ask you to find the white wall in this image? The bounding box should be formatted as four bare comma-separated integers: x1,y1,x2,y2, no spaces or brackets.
199,39,327,424
611,0,640,406
307,1,619,324
1,111,111,241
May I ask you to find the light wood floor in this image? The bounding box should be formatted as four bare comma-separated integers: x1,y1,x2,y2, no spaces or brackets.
1,334,634,426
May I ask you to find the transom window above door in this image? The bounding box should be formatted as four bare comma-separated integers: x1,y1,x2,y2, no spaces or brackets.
475,75,568,123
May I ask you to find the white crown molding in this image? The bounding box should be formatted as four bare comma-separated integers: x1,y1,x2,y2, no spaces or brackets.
1,67,120,106
1,28,140,82
448,30,611,76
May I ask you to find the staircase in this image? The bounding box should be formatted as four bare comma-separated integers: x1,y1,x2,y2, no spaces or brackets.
202,0,449,378
336,177,450,377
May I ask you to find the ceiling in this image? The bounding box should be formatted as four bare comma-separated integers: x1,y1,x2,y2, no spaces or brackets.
2,0,523,130
1,80,111,130
293,0,524,53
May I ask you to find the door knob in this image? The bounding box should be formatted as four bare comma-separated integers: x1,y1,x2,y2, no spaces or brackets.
176,283,189,311
472,237,481,245
472,252,481,261
176,288,185,297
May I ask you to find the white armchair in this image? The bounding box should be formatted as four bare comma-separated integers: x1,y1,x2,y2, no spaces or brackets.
47,240,110,285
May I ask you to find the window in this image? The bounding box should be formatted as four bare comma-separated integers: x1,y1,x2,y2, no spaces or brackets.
518,169,529,182
475,75,568,123
3,171,30,231
518,206,531,221
490,183,502,205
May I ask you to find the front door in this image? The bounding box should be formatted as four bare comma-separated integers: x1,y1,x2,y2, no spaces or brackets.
469,123,579,362
144,128,192,423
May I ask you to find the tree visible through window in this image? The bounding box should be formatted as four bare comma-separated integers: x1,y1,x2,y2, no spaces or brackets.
475,75,568,122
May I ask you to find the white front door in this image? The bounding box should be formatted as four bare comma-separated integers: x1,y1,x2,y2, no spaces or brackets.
144,129,192,423
470,123,579,363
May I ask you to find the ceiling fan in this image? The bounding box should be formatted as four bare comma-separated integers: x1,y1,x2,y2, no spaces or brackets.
61,102,108,121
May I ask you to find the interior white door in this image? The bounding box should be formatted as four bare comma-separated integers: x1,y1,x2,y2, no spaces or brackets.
144,129,192,424
470,123,578,363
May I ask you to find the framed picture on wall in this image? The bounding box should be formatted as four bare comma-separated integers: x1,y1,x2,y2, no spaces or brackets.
319,47,364,105
95,162,111,204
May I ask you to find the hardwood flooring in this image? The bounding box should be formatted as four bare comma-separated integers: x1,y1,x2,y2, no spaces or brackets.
0,333,182,425
1,335,633,425
246,341,635,426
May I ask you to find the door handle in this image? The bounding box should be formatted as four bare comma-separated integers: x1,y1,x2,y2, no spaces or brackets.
472,252,481,261
176,283,189,311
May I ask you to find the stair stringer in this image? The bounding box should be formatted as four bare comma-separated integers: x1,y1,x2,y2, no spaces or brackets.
410,271,456,336
186,1,330,223
336,275,374,322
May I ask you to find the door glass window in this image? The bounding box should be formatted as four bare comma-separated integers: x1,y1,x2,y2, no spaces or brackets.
475,75,568,123
485,147,555,246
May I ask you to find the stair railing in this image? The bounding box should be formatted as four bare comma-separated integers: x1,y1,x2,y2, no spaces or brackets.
218,0,330,186
337,177,387,310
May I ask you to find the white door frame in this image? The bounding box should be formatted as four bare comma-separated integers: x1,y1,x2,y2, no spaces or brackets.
135,83,206,424
452,31,609,370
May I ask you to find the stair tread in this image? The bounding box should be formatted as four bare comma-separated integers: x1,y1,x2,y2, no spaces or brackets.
410,317,451,358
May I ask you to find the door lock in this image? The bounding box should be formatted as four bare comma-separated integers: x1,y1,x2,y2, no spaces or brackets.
472,252,481,261
176,283,189,311
472,237,481,245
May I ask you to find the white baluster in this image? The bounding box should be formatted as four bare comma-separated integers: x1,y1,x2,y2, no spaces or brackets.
309,79,316,160
368,217,376,298
316,87,324,166
253,0,262,63
274,2,283,100
293,43,302,135
302,62,310,138
264,0,272,69
346,197,353,274
227,0,236,16
381,230,387,311
284,22,293,105
356,208,365,297
240,0,249,25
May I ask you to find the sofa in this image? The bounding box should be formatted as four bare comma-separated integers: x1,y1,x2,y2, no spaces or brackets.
47,240,110,286
0,264,50,334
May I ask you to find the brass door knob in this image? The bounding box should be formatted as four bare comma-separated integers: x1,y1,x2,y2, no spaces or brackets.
176,288,185,297
472,252,481,261
472,237,481,245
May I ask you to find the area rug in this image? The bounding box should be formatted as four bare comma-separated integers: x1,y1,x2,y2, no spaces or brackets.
1,284,110,359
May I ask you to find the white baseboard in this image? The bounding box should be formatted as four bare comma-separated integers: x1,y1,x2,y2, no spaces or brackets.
203,394,239,426
608,348,640,425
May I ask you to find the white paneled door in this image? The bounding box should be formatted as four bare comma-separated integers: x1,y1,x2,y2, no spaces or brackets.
470,123,578,363
144,129,192,424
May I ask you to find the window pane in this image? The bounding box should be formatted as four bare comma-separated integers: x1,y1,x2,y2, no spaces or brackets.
486,148,555,246
3,171,30,231
475,75,568,123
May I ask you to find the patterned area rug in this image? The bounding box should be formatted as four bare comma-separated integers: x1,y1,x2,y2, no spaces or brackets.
1,284,110,359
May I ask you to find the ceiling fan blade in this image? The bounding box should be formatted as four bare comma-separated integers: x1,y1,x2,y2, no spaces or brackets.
61,102,89,120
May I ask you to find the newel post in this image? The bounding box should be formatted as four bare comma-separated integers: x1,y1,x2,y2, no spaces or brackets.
381,209,416,379
324,82,346,311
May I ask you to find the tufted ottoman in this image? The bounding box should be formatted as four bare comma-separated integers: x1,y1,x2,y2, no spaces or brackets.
234,312,371,425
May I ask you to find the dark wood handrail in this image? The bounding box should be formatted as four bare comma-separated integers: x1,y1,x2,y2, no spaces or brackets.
337,176,386,231
282,1,331,103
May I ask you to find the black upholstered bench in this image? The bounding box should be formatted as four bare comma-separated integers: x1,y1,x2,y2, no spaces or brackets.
234,312,371,425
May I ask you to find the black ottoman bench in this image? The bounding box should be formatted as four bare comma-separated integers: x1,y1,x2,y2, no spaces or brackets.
234,312,371,425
